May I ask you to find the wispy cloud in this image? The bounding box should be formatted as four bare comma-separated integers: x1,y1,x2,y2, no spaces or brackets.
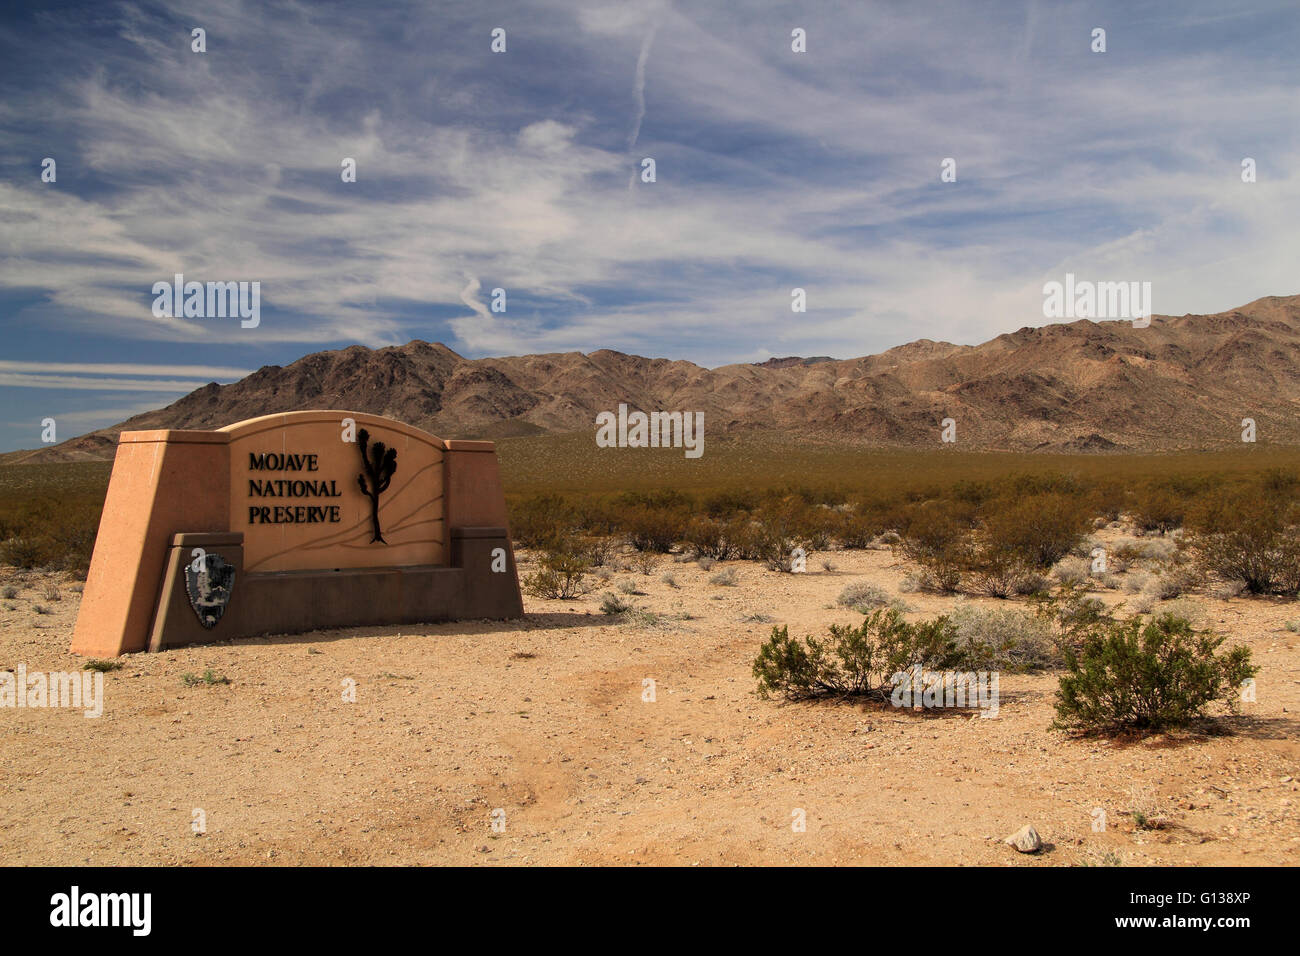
0,360,251,378
0,373,221,391
0,0,1295,433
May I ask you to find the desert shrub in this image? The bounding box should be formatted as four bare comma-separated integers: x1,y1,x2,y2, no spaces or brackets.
697,556,716,571
1143,567,1197,600
1136,537,1177,562
1123,571,1151,594
700,488,759,517
624,505,688,553
522,549,593,600
1129,594,1155,615
0,536,54,570
898,503,969,592
631,551,659,575
1053,613,1257,734
1208,579,1247,601
43,585,61,602
800,506,838,551
1,586,16,599
966,543,1038,598
0,468,103,573
1102,551,1130,573
836,581,892,610
683,516,739,560
752,609,967,701
1034,584,1114,652
1131,487,1185,534
599,593,632,615
579,534,620,568
661,572,679,588
710,568,739,587
948,603,1060,671
509,493,577,551
837,508,883,549
746,500,814,571
1160,596,1204,626
1187,491,1300,595
1087,480,1129,523
182,669,230,687
980,493,1091,569
1051,555,1092,588
617,579,643,595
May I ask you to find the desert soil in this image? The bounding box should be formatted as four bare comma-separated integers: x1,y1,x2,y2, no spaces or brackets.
1,543,1297,867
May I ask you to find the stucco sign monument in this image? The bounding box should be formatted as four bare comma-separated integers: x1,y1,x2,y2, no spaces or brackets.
70,411,523,656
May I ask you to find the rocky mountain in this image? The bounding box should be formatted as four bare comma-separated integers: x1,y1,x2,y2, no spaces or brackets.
10,294,1300,464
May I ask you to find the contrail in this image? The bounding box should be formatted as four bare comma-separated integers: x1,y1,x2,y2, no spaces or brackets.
627,20,660,150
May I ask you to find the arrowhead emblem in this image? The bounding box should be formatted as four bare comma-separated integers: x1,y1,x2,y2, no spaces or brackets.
185,552,235,629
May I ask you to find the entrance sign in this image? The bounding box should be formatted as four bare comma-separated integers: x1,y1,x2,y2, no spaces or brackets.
70,411,523,656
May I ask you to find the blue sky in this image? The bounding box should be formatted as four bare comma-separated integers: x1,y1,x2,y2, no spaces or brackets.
1,0,1298,451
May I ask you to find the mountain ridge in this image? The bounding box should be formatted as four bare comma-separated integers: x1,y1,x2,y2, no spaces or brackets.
8,293,1300,465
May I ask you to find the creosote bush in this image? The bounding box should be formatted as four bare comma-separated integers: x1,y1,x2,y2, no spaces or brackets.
1187,491,1300,596
1053,613,1256,734
522,549,593,600
752,608,967,701
897,503,968,592
599,593,632,615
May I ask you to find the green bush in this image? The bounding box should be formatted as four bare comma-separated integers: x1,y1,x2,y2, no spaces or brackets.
980,493,1091,569
966,543,1038,598
1034,584,1113,652
508,493,576,551
522,549,593,599
623,505,688,553
898,503,969,592
599,592,632,615
683,515,746,560
1131,487,1186,534
837,507,883,549
1053,613,1257,734
752,608,966,701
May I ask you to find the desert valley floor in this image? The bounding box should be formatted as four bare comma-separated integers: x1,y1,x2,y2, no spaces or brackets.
2,542,1297,867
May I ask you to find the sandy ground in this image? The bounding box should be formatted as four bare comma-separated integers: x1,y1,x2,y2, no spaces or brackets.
1,543,1297,867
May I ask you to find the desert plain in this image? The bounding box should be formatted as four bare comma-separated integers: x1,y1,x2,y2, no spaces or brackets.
2,530,1296,867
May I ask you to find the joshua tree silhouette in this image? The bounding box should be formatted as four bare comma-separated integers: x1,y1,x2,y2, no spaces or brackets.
356,428,398,543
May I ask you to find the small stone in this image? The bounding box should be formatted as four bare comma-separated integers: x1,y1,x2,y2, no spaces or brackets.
1003,824,1042,853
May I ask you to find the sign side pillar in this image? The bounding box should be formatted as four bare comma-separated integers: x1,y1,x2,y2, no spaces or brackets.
70,430,231,657
442,439,510,530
